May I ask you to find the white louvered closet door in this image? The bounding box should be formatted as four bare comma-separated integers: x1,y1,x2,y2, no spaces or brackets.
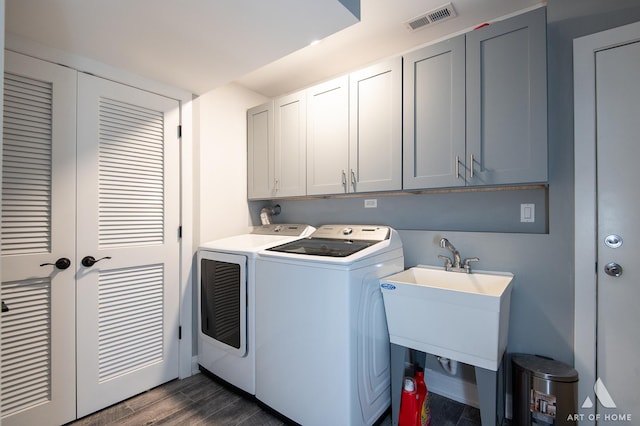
75,73,180,417
1,51,77,426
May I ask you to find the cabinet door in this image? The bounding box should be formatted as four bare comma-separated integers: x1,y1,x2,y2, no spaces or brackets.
349,57,402,193
466,7,547,185
306,76,349,195
1,51,77,426
274,92,306,197
247,102,274,199
403,36,466,189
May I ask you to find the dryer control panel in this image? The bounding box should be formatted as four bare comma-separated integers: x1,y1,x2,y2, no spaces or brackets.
250,224,314,237
309,225,390,241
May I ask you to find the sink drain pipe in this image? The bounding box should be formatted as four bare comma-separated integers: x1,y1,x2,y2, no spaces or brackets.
438,356,458,375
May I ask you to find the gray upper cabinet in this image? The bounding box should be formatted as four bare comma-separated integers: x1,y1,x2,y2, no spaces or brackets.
274,90,307,197
247,93,307,200
403,35,466,190
403,7,547,190
306,59,402,196
349,57,402,193
306,76,350,195
466,7,547,185
247,102,275,199
248,8,547,198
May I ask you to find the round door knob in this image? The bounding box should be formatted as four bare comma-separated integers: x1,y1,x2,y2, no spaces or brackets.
81,256,112,267
604,262,623,277
40,257,71,270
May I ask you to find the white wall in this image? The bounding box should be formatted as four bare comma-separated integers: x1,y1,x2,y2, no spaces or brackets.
194,82,268,246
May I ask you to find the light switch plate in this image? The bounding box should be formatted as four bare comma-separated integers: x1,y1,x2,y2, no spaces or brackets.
520,203,535,223
364,199,377,208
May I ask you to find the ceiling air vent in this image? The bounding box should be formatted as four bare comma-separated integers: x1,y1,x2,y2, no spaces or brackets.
404,3,457,32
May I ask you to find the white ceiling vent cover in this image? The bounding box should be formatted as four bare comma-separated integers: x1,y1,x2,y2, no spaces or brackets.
404,3,457,31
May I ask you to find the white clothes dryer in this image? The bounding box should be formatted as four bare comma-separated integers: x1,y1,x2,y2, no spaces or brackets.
255,225,404,426
197,224,314,394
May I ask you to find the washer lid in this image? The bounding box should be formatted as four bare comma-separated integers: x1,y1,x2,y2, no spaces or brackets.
265,225,392,258
267,238,379,258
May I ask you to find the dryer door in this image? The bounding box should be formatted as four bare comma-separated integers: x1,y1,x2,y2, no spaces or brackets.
198,251,247,356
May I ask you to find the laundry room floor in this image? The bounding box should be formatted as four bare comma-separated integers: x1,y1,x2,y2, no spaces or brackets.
68,372,486,426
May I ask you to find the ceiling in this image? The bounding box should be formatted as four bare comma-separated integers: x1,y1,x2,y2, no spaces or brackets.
5,0,545,98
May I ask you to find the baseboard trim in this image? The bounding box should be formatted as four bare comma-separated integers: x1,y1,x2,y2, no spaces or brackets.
191,356,200,375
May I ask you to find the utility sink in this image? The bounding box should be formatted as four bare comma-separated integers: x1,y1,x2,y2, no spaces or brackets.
379,265,514,371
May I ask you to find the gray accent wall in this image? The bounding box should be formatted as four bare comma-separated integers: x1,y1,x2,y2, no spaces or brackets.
250,188,548,233
247,0,640,385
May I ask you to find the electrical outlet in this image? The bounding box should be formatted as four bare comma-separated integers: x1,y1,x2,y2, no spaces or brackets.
520,204,535,223
364,199,377,208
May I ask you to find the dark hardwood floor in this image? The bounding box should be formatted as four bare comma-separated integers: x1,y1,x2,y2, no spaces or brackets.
68,372,483,425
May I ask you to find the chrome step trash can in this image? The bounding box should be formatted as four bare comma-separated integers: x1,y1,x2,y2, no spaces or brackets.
512,354,579,425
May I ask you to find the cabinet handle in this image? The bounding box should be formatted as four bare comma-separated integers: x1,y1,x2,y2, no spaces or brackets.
342,170,347,188
274,178,279,192
470,154,475,178
455,156,460,179
350,169,357,190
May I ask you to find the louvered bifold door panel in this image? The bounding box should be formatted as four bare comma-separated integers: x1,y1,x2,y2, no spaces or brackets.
2,73,52,255
98,264,165,381
76,72,180,418
0,279,52,416
1,51,77,426
98,98,165,248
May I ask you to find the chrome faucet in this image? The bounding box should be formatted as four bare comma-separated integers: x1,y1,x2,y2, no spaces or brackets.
438,238,479,273
439,238,461,268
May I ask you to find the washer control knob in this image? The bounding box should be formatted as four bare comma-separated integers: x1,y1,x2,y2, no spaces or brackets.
342,227,353,236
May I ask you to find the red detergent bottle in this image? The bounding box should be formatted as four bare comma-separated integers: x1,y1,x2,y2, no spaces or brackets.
415,370,432,426
398,377,419,426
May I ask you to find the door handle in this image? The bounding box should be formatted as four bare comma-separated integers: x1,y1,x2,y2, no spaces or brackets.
40,257,71,270
604,262,623,277
81,256,112,267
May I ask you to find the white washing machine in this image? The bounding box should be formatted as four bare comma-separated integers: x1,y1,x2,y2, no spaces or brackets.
255,225,404,426
197,223,314,394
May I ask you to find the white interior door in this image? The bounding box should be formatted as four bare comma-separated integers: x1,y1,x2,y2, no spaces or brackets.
1,51,77,426
75,73,181,417
595,40,640,421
